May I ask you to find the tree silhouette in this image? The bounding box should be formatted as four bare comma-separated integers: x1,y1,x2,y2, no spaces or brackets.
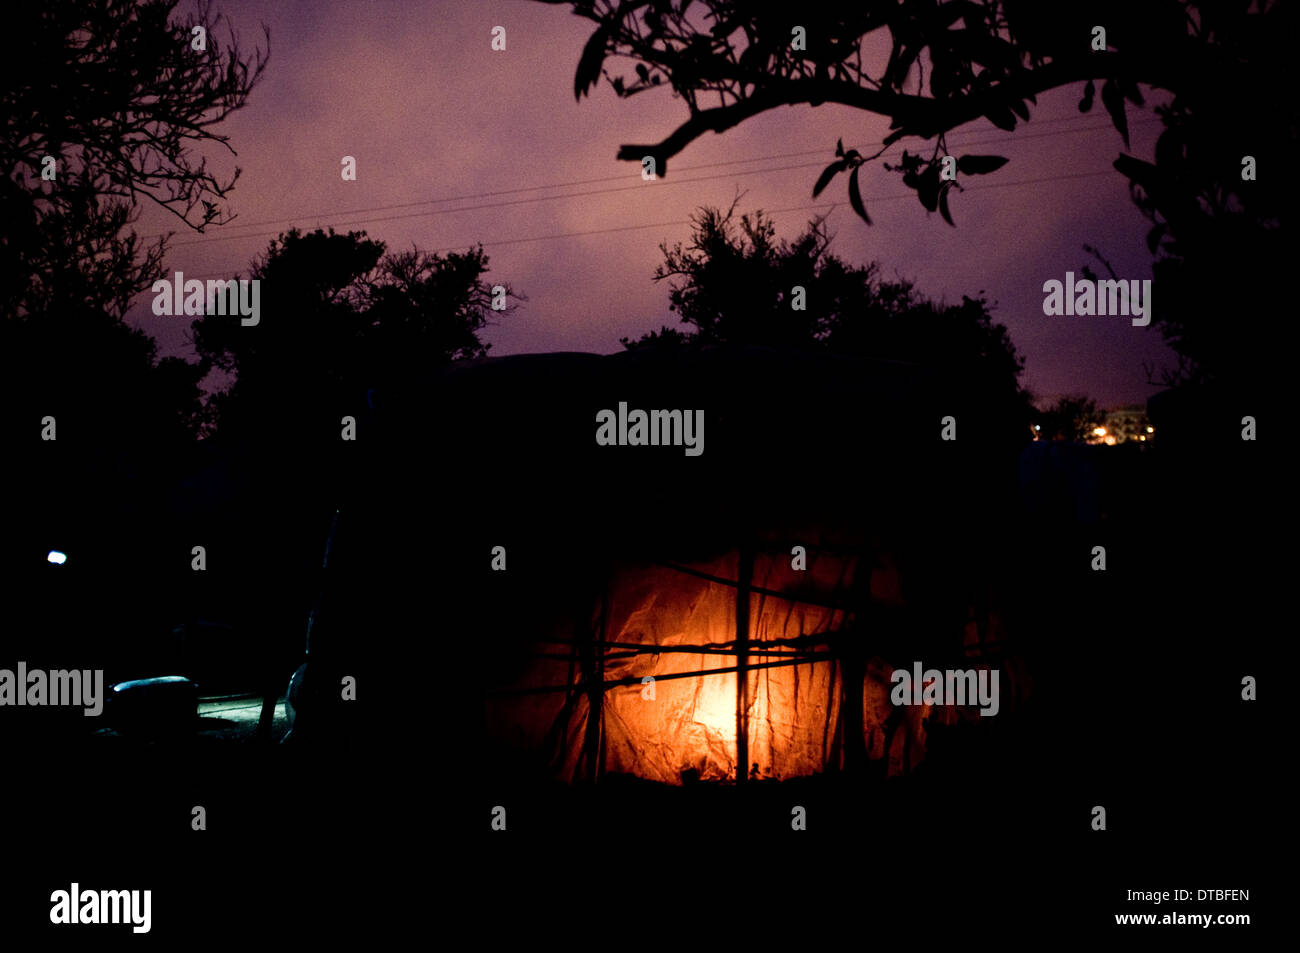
192,227,521,452
1111,8,1292,391
549,0,1293,392
2,0,266,459
625,199,1032,426
1035,394,1104,443
2,307,205,451
3,0,269,480
2,0,268,322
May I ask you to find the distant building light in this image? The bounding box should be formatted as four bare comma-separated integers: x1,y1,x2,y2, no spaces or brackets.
1104,436,1116,446
1139,436,1146,441
1093,427,1107,437
1034,425,1041,430
1146,426,1154,433
47,550,67,565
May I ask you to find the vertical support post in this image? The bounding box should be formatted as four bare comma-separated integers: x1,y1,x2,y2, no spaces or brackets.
735,547,754,784
579,565,608,783
841,558,872,775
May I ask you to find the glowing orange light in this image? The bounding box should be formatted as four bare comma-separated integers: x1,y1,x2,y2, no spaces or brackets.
690,670,738,739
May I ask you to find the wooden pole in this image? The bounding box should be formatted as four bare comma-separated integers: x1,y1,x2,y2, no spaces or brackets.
735,547,753,784
579,564,609,783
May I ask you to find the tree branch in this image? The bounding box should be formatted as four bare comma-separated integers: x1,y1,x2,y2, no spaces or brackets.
617,56,1166,171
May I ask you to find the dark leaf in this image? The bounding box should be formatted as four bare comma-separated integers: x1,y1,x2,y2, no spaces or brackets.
1114,153,1158,190
635,63,650,82
917,165,940,212
957,154,1010,175
1100,78,1129,147
574,26,610,100
1008,97,1030,121
939,185,955,227
848,165,870,224
983,103,1017,131
886,45,921,88
1078,79,1095,113
813,158,848,197
836,137,844,158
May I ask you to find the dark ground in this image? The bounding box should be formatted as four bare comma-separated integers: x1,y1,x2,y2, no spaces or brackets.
2,350,1280,941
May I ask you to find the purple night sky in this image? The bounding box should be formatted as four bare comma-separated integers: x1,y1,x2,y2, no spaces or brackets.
125,0,1178,409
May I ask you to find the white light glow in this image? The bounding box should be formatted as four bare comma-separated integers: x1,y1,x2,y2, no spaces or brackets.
47,550,67,565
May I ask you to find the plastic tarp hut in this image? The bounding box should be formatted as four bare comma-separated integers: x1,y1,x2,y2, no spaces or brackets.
343,345,1025,786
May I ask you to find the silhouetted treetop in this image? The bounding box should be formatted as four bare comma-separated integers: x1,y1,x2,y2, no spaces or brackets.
3,0,268,230
1036,394,1104,443
625,200,1031,427
192,228,521,447
2,0,268,321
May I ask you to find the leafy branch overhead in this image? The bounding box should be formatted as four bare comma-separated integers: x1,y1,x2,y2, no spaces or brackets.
546,0,1277,226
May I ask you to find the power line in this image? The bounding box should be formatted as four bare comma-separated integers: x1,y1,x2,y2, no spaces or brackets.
422,168,1119,254
156,116,1161,250
144,112,1112,241
162,115,1155,244
168,159,832,248
180,167,1116,282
